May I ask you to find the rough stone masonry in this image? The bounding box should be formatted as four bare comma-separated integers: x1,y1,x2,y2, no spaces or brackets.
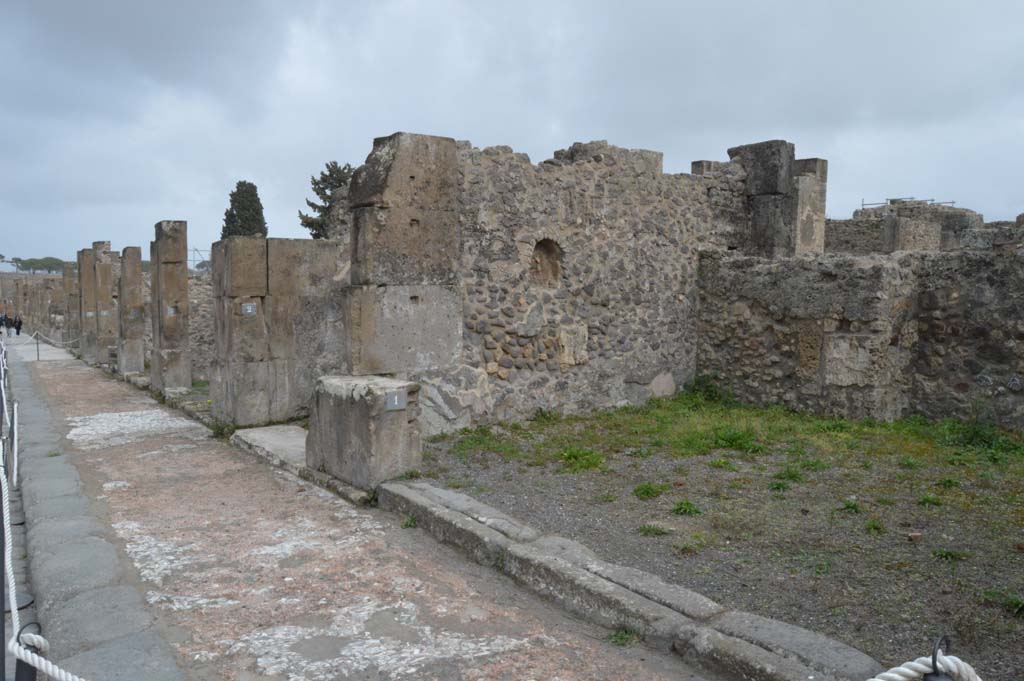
16,132,1024,438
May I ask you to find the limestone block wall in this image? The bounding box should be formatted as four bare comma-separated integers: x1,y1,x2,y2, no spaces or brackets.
696,252,917,421
910,252,1024,429
93,241,118,363
210,236,346,426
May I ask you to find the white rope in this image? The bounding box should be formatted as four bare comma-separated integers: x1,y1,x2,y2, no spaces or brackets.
31,330,80,348
868,651,982,681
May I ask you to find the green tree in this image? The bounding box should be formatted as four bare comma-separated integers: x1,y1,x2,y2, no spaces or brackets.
221,180,268,238
299,161,353,239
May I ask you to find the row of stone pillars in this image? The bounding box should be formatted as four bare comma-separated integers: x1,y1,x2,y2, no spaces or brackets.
67,222,192,394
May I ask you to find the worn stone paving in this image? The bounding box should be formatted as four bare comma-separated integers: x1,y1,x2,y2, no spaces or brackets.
20,344,704,680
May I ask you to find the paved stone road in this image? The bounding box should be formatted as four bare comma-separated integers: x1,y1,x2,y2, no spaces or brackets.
8,337,709,680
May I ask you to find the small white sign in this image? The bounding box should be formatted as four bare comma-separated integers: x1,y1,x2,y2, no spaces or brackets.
385,390,407,411
240,302,258,316
166,305,178,317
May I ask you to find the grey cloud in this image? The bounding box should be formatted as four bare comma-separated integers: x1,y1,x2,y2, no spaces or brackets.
1,0,1021,264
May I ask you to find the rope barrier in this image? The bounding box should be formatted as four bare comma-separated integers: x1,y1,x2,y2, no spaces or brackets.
30,330,80,348
868,650,982,681
0,335,92,680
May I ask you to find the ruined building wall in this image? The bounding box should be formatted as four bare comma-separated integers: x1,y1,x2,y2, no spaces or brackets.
825,201,989,255
189,273,214,381
415,139,734,431
910,252,1024,429
696,252,917,421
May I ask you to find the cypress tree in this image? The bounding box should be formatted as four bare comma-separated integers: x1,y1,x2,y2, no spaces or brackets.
299,161,353,239
222,180,268,238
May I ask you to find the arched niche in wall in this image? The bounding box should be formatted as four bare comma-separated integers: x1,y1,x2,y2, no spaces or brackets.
530,238,563,288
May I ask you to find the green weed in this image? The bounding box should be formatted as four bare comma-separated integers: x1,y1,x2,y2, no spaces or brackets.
633,482,671,500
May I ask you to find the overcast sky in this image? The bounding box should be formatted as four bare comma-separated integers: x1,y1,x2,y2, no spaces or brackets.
2,0,1022,264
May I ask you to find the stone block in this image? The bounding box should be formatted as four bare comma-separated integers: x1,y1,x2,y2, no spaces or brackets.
117,246,146,376
225,296,269,362
213,236,267,297
154,220,187,263
344,284,461,375
77,248,98,363
306,376,422,490
157,261,190,342
823,334,887,387
748,194,795,257
793,157,828,181
348,133,459,285
349,132,458,210
689,160,722,175
215,360,271,427
793,174,826,254
727,140,795,196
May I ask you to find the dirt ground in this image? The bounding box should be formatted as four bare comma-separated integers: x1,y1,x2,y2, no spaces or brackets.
423,389,1024,681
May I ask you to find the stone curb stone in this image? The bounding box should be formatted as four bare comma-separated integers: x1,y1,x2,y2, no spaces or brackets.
711,611,883,681
377,482,511,566
377,480,882,681
503,541,695,652
674,626,827,681
28,536,124,616
585,560,725,622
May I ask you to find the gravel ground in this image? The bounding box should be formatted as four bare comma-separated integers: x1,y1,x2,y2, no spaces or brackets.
422,396,1024,681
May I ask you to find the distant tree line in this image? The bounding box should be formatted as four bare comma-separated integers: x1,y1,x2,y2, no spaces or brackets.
2,256,68,273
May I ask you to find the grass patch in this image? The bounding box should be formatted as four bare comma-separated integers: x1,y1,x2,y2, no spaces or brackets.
558,446,604,473
982,588,1024,618
917,494,943,507
451,426,520,460
773,466,804,483
839,499,861,513
191,378,209,390
401,515,417,529
609,627,640,646
865,517,885,535
633,482,671,500
933,548,969,562
636,524,671,537
671,500,702,516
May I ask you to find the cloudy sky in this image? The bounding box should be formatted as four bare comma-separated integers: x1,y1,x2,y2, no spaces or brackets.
2,1,1022,264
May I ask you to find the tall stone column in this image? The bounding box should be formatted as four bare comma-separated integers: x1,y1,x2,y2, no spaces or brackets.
62,263,80,347
92,241,118,365
77,248,98,363
149,221,191,392
117,246,146,376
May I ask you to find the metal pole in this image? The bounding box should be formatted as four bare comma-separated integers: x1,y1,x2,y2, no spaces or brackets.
34,336,38,362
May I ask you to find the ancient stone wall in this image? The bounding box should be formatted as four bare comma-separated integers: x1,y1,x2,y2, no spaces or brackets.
696,252,917,420
150,221,191,391
910,251,1024,429
189,273,214,381
826,200,988,254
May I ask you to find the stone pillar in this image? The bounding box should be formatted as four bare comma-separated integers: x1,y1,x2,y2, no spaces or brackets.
343,132,463,375
727,141,827,258
210,236,269,426
792,158,828,255
77,248,98,363
92,241,117,364
149,221,191,392
117,246,146,376
306,376,422,490
62,263,80,348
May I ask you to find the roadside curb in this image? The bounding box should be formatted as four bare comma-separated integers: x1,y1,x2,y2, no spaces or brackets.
378,480,883,681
